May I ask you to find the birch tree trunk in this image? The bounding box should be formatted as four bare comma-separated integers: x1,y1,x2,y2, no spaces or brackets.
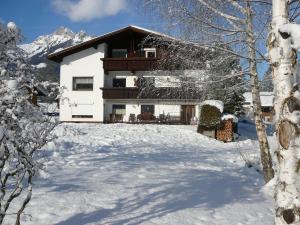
269,0,300,224
246,0,274,183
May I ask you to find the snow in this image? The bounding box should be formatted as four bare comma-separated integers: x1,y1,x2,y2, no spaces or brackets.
5,79,18,89
200,100,224,113
0,69,7,76
243,92,274,107
33,63,47,69
39,102,59,114
279,24,300,51
222,114,238,123
19,27,92,59
3,123,274,225
7,22,17,32
0,126,4,140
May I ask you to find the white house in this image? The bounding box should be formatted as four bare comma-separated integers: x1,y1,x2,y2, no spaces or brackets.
243,92,274,122
48,25,203,124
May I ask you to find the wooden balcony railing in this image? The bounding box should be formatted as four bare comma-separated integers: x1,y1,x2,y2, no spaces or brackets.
101,87,203,100
101,57,159,71
101,87,140,99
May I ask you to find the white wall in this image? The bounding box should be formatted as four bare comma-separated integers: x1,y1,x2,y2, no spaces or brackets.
104,101,188,122
60,44,106,122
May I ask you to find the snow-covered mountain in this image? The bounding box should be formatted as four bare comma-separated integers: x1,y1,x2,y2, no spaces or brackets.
20,26,91,64
19,27,92,81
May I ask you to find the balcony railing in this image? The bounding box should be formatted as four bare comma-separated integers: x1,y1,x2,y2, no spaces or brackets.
101,87,140,99
101,57,159,71
101,87,202,100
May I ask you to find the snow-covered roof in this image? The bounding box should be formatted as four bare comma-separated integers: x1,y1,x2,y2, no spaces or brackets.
200,100,224,113
243,92,274,107
221,114,238,123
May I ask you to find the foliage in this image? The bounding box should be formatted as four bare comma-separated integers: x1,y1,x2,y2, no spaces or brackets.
199,105,222,129
0,22,57,224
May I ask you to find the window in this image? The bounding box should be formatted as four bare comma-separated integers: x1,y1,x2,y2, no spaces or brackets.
262,107,272,112
113,78,126,87
112,104,126,115
112,49,127,58
141,105,155,114
73,77,93,91
72,115,93,118
144,48,156,58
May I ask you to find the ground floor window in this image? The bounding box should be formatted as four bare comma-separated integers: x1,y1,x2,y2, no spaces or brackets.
141,105,155,114
72,115,93,118
261,106,272,112
112,104,126,115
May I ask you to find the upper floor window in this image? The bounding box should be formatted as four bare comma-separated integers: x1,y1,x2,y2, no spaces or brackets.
73,77,93,91
144,48,156,58
112,49,127,58
113,78,126,87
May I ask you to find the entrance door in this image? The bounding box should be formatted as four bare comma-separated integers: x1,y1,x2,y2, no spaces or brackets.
181,105,196,125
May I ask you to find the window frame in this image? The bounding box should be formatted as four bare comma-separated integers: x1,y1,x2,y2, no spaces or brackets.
72,77,94,91
143,48,157,58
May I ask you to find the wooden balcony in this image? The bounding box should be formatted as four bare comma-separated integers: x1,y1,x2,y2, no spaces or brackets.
101,87,140,99
101,87,202,100
101,57,159,72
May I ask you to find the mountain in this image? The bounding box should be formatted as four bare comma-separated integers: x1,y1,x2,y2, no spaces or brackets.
20,27,92,82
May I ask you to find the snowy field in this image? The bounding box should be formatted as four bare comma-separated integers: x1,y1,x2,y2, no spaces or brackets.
4,123,274,225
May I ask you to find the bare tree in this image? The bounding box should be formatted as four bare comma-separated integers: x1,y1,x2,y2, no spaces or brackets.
142,0,274,182
0,22,57,224
137,38,245,114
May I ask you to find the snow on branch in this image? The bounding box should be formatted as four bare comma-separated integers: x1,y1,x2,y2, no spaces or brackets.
279,23,300,51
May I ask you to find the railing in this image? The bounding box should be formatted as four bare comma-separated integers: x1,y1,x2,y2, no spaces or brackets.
101,88,140,99
101,57,158,71
101,87,203,100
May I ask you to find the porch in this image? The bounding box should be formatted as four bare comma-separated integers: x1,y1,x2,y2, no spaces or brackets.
104,103,198,125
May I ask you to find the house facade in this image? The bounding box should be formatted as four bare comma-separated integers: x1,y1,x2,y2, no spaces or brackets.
48,26,202,124
243,92,274,122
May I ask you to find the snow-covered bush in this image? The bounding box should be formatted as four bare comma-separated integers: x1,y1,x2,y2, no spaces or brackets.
198,101,223,129
0,22,57,224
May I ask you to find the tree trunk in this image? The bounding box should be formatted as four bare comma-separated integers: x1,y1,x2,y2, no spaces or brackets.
246,0,274,183
269,0,300,224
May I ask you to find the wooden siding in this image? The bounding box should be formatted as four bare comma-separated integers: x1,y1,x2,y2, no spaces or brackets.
101,87,202,100
102,88,139,99
101,57,159,71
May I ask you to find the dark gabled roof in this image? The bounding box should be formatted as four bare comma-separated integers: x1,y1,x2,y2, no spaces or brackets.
47,25,171,63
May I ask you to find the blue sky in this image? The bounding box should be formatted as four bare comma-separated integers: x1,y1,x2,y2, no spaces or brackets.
0,0,158,43
0,0,267,77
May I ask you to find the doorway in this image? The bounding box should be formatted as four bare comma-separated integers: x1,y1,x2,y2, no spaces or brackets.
181,105,196,125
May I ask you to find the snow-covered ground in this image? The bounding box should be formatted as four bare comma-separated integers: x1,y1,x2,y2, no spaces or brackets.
4,123,274,225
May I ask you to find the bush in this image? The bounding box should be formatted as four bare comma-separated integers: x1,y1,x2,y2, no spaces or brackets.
199,105,222,129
